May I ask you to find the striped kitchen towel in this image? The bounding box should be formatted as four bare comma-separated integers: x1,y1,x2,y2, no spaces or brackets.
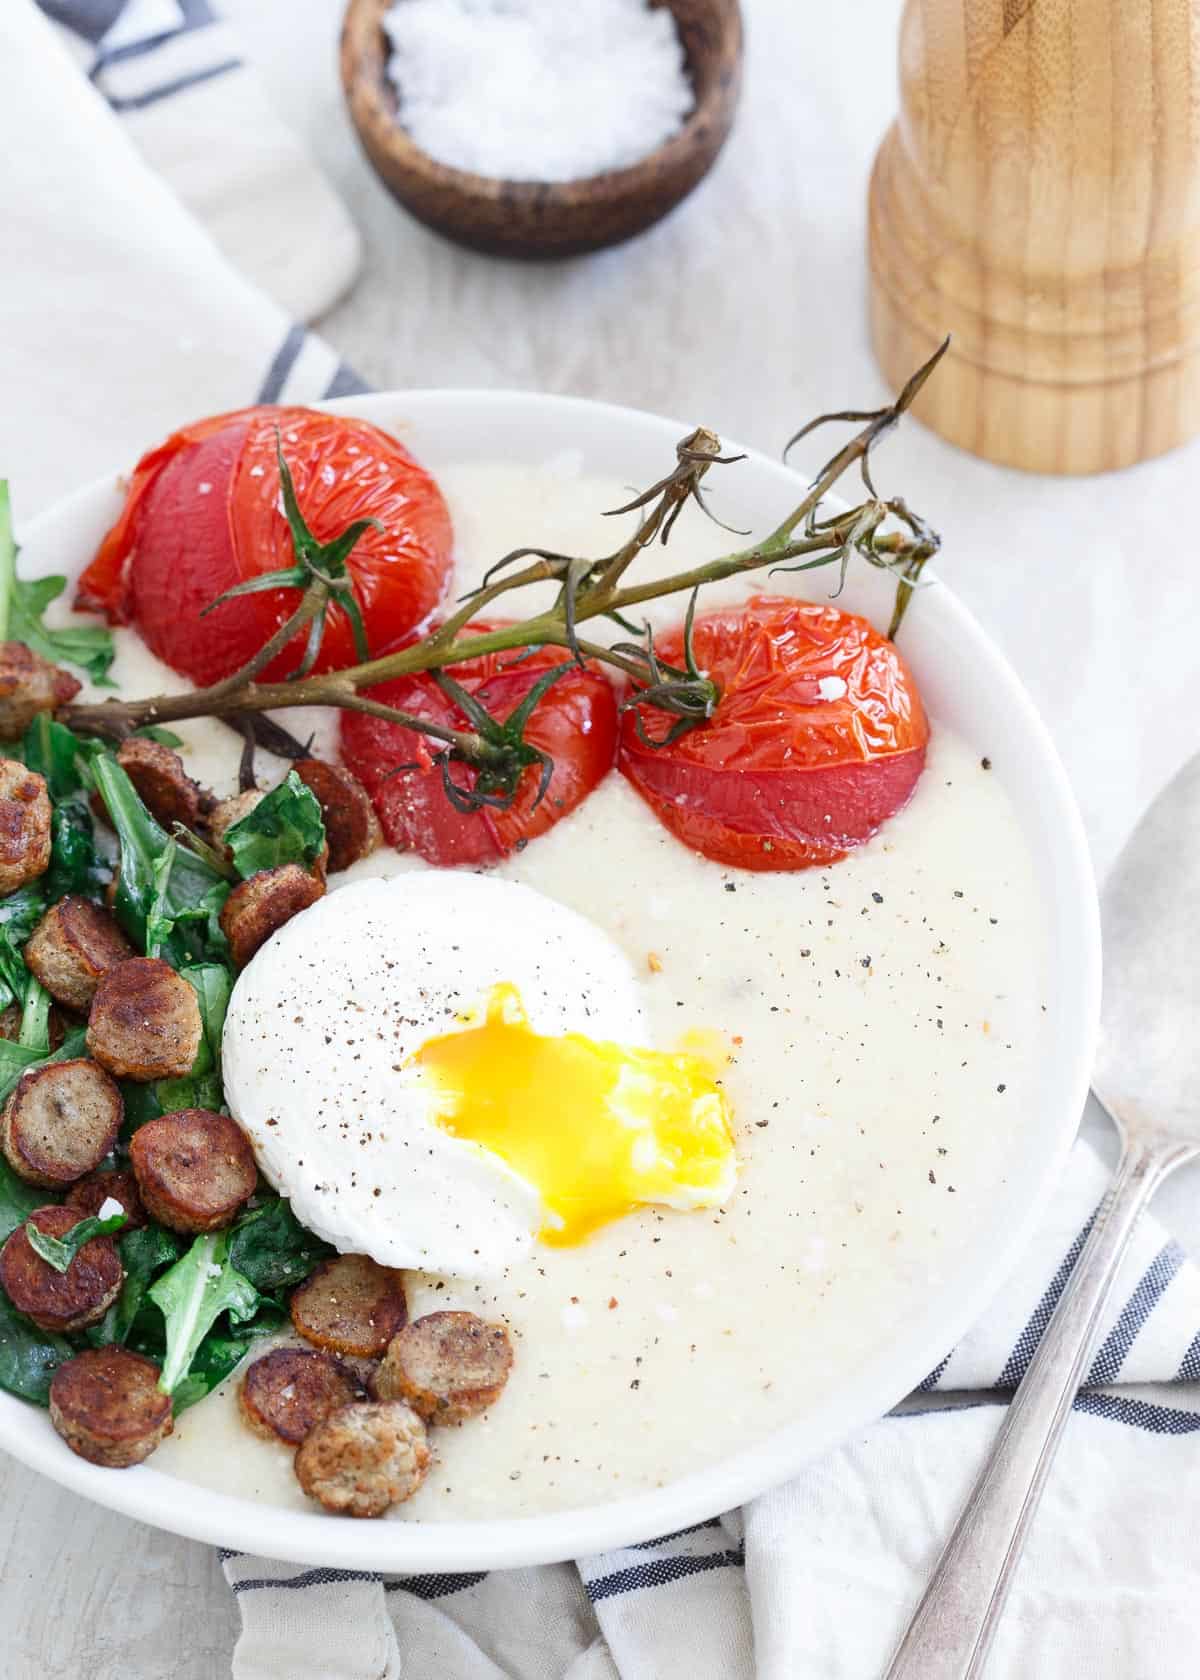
3,0,367,517
38,0,362,324
7,3,1200,1673
222,1128,1200,1679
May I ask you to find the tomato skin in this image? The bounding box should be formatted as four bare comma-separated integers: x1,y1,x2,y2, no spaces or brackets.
339,625,619,866
77,407,453,687
618,596,928,871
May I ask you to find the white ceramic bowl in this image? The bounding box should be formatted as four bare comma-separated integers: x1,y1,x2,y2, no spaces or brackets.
3,391,1100,1570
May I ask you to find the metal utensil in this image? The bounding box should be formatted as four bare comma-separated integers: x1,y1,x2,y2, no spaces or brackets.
884,754,1200,1679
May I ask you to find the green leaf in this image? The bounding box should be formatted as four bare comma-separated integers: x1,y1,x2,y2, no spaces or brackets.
0,487,115,688
20,714,89,800
169,1305,287,1412
90,754,229,964
228,1195,332,1295
147,1230,259,1395
0,1155,52,1245
224,769,325,879
17,976,50,1053
45,798,108,902
0,1289,72,1406
87,1224,183,1349
154,961,233,1112
0,881,47,1012
26,1209,126,1274
131,726,184,749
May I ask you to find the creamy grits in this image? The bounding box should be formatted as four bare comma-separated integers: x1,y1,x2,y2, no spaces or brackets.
65,459,1045,1520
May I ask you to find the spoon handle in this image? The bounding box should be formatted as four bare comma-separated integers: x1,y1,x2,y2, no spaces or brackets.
883,1133,1176,1680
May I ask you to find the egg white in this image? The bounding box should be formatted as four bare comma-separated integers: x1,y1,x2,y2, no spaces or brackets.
221,873,647,1277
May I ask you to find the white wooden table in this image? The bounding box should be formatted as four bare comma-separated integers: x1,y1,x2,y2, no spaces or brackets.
6,1,1198,1671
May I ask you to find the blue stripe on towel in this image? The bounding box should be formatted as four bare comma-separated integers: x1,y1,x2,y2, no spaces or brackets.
917,1354,952,1392
323,361,372,400
257,324,308,404
38,0,125,42
1178,1330,1200,1382
385,1573,488,1599
996,1208,1098,1389
1085,1242,1185,1387
102,57,240,110
586,1547,745,1602
1074,1392,1200,1436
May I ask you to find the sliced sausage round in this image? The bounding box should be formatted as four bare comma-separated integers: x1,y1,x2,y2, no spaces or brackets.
0,642,81,740
294,760,382,874
25,896,135,1011
239,1347,365,1445
371,1312,514,1426
49,1347,172,1468
116,737,211,832
293,1400,430,1517
128,1108,257,1234
219,864,326,968
0,1205,123,1332
208,788,264,843
0,760,51,894
86,956,202,1081
290,1254,408,1358
65,1166,146,1230
1,1058,122,1188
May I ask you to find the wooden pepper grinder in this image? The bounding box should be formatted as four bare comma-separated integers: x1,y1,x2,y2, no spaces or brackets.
868,0,1200,474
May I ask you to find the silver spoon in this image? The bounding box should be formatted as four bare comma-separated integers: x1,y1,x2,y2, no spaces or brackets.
884,753,1200,1679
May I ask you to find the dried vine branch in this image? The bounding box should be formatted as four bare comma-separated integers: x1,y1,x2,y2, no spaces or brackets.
60,343,948,810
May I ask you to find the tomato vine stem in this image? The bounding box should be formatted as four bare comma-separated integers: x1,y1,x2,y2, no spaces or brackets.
60,344,948,809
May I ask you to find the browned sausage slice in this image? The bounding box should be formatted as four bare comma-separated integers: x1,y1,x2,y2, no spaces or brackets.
86,956,202,1081
0,642,81,740
239,1347,364,1445
0,1205,123,1332
65,1166,147,1230
290,1254,407,1358
1,1058,122,1188
25,896,135,1011
116,737,211,832
208,788,264,843
0,760,51,894
49,1347,172,1468
128,1108,257,1234
219,864,325,968
371,1311,514,1425
293,760,382,874
293,1400,429,1517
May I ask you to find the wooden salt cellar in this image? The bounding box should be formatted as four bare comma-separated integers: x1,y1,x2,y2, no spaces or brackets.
868,0,1200,474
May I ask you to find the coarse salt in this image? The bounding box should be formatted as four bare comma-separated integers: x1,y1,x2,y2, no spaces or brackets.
383,0,694,182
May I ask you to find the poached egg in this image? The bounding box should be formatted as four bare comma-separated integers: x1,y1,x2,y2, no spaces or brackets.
222,874,737,1276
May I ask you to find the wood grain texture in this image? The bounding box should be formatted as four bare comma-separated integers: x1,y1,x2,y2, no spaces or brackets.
868,0,1200,473
339,0,743,259
0,1455,238,1679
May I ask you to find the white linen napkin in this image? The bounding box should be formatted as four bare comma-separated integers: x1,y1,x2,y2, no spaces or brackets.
5,4,1200,1675
40,0,362,323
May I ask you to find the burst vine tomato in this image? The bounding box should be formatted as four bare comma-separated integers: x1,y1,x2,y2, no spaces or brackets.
339,624,619,867
618,595,929,871
76,406,453,686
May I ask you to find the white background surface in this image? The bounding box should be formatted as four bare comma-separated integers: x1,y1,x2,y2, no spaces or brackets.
4,0,1198,1672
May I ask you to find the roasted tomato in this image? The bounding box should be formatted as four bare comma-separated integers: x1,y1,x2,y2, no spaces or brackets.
618,596,928,871
340,624,618,866
77,407,453,686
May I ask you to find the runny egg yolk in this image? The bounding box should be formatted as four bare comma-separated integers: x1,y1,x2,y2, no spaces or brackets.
410,984,737,1246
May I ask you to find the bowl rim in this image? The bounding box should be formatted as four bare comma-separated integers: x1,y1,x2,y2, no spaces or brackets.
339,0,745,203
0,386,1101,1571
